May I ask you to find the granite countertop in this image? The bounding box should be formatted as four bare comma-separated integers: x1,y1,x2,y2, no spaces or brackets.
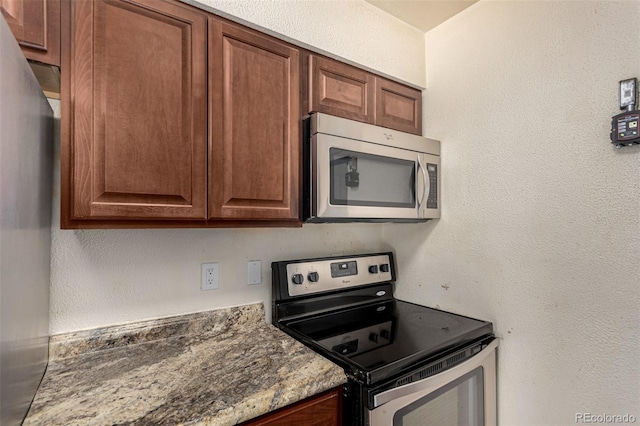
23,303,346,425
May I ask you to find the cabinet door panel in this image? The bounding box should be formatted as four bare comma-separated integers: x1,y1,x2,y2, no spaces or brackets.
375,77,422,135
209,19,299,220
243,387,341,426
309,54,374,124
66,0,206,220
0,0,60,65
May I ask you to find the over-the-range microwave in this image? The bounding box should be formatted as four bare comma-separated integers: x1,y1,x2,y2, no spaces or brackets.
303,113,441,223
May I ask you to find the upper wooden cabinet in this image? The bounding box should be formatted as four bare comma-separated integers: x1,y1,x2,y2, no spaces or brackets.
308,54,422,135
61,0,300,228
62,0,208,224
309,55,374,124
60,0,418,228
0,0,60,66
375,77,422,135
208,19,300,221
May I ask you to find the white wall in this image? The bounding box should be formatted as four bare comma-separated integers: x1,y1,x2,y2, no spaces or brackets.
50,95,386,331
49,1,423,334
186,0,426,87
384,1,640,424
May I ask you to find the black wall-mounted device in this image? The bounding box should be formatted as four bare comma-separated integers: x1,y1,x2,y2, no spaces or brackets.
611,78,639,148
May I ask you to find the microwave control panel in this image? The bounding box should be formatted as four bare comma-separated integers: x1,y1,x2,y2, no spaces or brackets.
427,163,438,209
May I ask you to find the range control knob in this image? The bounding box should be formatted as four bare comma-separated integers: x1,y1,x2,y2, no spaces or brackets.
369,333,379,343
379,263,390,273
291,274,304,285
308,272,319,282
368,265,379,274
380,329,391,340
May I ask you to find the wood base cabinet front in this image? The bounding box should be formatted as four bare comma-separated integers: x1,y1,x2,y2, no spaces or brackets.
0,0,60,66
242,387,342,426
208,19,300,221
62,0,208,225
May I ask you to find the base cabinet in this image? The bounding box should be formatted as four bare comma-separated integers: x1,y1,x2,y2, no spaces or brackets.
241,387,342,426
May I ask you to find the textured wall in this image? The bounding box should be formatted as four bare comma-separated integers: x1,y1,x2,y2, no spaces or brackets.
48,109,388,334
49,1,425,334
384,1,640,424
187,0,426,87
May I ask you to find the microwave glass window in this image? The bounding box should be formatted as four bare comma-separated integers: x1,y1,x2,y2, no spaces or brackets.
393,367,484,426
329,148,415,208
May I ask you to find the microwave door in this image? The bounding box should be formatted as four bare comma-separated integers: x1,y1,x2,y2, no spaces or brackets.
314,133,421,220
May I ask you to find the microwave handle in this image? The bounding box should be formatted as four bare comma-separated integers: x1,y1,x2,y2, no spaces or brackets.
417,155,428,214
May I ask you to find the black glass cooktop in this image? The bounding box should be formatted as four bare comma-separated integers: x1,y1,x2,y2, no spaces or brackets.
284,298,492,385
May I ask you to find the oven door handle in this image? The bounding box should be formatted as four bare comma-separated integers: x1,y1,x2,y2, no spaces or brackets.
416,155,428,217
373,338,499,408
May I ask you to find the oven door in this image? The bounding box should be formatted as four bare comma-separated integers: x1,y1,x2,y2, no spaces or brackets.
312,133,439,221
368,339,498,426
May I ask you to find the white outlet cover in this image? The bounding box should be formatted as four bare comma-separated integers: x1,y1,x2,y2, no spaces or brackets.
248,260,261,285
201,262,219,290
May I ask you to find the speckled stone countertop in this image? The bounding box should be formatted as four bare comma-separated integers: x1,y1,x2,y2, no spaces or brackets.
23,303,346,425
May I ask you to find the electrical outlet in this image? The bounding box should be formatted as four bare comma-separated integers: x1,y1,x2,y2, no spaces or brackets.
201,262,219,290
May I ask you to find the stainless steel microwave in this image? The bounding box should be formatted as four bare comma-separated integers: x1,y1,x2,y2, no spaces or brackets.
303,113,441,222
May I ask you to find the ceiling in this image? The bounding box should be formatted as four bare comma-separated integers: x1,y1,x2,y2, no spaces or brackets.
364,0,478,32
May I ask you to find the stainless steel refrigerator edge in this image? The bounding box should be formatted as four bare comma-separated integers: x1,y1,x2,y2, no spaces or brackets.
0,14,53,426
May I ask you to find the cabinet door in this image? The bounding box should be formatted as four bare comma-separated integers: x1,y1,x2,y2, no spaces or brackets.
63,0,207,222
209,19,300,221
0,0,60,66
375,77,422,135
309,54,374,124
242,387,341,426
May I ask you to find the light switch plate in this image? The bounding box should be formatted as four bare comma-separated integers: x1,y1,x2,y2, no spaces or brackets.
248,260,261,285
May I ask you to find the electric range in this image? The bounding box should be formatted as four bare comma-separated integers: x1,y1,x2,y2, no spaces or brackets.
272,252,498,426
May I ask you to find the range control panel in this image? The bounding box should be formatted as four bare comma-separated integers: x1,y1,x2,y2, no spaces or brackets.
286,254,393,297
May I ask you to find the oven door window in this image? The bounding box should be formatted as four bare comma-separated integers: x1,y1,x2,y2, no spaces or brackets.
329,148,416,208
393,367,484,426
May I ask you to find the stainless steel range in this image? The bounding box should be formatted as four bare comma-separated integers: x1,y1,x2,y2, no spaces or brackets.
272,252,498,426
